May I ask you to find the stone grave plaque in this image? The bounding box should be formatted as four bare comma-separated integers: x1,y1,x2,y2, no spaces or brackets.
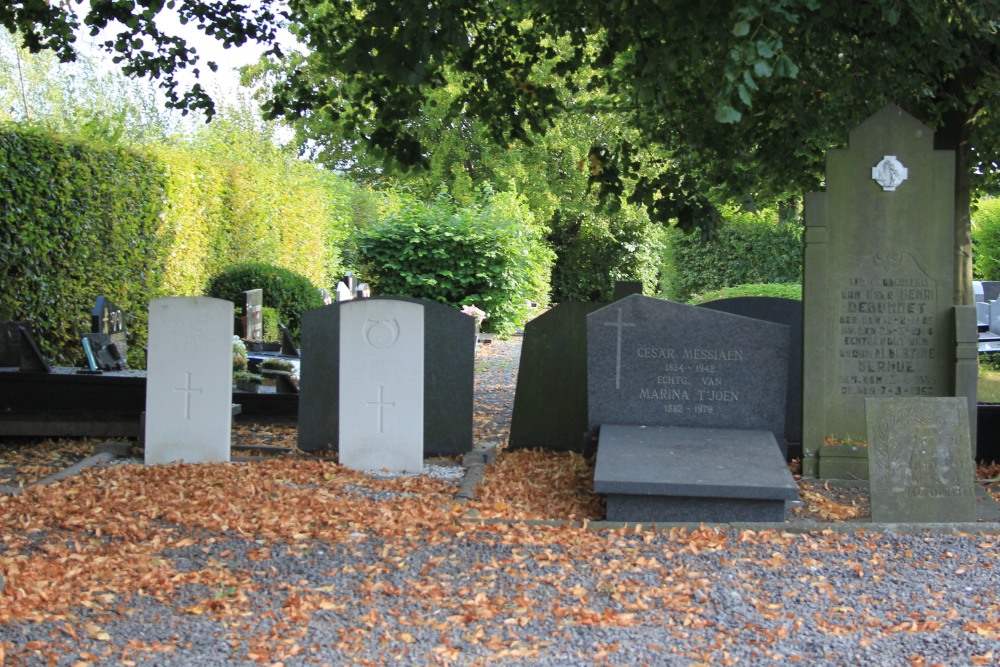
588,295,791,455
339,299,424,472
803,105,961,477
866,397,976,523
144,297,234,465
509,302,607,452
239,289,264,342
91,296,127,363
298,297,474,459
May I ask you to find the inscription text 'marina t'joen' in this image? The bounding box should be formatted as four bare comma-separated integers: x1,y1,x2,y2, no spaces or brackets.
636,346,746,416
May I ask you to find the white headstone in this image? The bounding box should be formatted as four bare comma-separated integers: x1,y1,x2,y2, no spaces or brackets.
145,297,234,465
339,299,424,472
991,299,1000,335
974,281,985,303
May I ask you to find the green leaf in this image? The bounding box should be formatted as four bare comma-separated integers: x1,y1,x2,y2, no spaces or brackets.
773,55,799,78
715,104,742,123
737,84,752,107
732,21,751,37
753,60,773,78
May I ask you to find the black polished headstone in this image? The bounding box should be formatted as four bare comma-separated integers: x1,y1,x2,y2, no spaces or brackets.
82,332,126,371
298,296,474,456
0,321,27,367
91,296,127,363
19,325,50,373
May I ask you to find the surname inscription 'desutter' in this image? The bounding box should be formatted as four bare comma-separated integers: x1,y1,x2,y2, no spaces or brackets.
636,346,745,415
837,270,937,397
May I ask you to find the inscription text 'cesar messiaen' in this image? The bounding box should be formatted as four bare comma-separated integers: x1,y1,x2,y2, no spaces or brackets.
636,347,745,415
837,274,937,397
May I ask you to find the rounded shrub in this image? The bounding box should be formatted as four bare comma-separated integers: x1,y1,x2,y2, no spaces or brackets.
206,262,323,340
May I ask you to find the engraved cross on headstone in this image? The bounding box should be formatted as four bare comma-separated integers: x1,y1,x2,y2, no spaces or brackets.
603,307,635,390
173,372,203,420
367,385,395,433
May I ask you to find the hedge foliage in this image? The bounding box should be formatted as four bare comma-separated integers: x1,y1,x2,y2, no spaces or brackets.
154,112,351,296
973,196,1000,280
356,193,554,336
686,282,802,304
205,262,324,340
661,210,803,302
0,125,167,365
548,207,665,302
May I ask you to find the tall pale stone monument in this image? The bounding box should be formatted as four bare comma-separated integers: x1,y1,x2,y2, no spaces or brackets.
802,105,978,477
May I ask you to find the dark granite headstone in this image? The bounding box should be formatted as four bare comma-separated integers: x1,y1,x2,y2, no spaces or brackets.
594,425,799,522
866,397,977,523
588,295,791,455
0,321,28,367
239,289,264,342
298,296,474,457
802,105,967,477
699,296,803,458
509,302,608,452
613,281,643,301
18,325,50,373
91,296,127,363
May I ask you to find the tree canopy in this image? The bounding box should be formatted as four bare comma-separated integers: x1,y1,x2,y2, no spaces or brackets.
6,0,1000,299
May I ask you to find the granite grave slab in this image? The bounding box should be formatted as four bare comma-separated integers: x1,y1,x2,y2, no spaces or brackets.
587,295,791,455
594,425,799,523
699,296,803,458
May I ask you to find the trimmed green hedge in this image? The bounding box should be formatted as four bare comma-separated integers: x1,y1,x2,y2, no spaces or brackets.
973,196,1000,280
205,262,324,341
549,208,665,302
661,212,802,302
686,283,802,304
0,126,166,365
356,193,554,336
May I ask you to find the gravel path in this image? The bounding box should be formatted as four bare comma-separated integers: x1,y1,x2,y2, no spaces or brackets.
3,337,1000,665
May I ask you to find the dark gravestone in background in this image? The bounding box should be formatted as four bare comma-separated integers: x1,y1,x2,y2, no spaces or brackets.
613,281,643,302
298,297,474,457
588,295,791,456
240,289,264,342
0,321,27,367
509,302,608,452
699,296,803,459
92,296,127,363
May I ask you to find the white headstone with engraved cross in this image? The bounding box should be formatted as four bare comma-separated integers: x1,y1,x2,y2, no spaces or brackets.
145,297,234,465
339,299,424,472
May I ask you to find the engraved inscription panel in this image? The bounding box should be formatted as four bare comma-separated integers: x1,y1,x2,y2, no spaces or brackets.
836,251,938,399
587,296,790,452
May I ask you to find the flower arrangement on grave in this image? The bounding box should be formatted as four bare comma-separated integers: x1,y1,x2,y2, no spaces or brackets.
823,434,868,447
461,304,487,326
233,336,248,372
232,336,263,386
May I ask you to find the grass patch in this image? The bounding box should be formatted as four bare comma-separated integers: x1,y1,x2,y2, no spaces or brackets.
980,367,1000,403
